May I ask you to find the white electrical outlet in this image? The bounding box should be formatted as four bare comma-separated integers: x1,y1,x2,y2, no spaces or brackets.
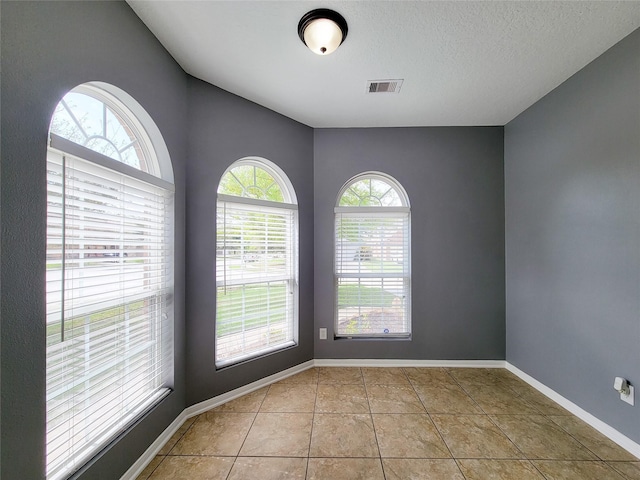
319,328,327,340
621,385,635,406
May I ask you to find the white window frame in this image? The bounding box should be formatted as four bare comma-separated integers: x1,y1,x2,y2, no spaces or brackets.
215,158,299,368
334,172,411,339
45,84,174,480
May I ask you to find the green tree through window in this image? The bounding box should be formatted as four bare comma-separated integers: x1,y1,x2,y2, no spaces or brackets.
218,164,285,202
335,172,411,338
338,178,402,207
216,159,298,367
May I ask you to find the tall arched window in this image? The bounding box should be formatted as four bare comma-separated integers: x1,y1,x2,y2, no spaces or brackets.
335,172,411,338
216,158,298,367
46,83,174,480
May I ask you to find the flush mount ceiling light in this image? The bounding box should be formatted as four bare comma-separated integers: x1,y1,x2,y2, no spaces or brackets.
298,9,348,55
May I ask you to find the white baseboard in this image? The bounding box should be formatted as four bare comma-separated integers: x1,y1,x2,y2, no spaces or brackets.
184,360,315,418
121,410,187,480
120,360,314,480
313,358,506,368
122,359,639,479
506,363,640,460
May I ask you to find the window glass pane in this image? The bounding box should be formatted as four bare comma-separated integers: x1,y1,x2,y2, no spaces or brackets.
46,152,173,480
216,281,292,360
379,187,401,206
218,165,285,202
338,187,361,207
105,108,131,150
62,92,104,139
50,90,148,172
336,277,409,335
46,84,172,480
216,160,298,367
335,174,410,338
120,144,141,168
50,102,86,145
338,177,403,207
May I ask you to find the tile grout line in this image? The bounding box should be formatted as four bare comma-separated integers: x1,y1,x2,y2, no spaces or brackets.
545,416,629,465
139,367,638,480
224,386,269,480
606,461,637,480
411,383,460,472
412,369,466,478
148,415,202,478
439,369,545,478
485,410,601,466
366,368,390,480
446,368,488,414
437,370,479,462
306,368,319,479
478,376,603,479
452,458,470,480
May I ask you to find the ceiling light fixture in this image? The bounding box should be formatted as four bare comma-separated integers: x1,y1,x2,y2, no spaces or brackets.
298,9,348,55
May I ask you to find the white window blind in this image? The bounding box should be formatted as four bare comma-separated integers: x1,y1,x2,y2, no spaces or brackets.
335,209,410,337
46,147,173,480
216,197,298,367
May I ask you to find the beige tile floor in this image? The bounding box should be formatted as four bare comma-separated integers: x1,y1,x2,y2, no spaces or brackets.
136,367,640,480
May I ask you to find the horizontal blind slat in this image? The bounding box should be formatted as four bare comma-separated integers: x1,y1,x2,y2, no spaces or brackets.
215,199,298,366
46,148,173,480
335,211,410,337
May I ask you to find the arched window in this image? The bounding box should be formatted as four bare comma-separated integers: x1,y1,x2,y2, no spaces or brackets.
335,172,411,338
216,159,298,367
45,83,174,480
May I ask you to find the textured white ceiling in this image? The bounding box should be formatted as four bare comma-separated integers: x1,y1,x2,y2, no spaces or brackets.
127,1,640,128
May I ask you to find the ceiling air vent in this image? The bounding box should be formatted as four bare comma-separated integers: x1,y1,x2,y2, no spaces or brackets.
366,79,404,94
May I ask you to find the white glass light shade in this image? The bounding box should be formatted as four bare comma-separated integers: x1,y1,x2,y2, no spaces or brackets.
303,18,343,55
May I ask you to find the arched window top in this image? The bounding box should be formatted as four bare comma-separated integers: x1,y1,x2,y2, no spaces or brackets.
218,158,297,205
337,172,409,208
49,82,172,182
45,82,174,478
216,157,298,367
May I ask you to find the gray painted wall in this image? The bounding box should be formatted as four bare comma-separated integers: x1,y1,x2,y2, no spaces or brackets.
185,78,315,406
505,28,640,443
3,0,637,477
314,128,505,359
1,2,188,478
